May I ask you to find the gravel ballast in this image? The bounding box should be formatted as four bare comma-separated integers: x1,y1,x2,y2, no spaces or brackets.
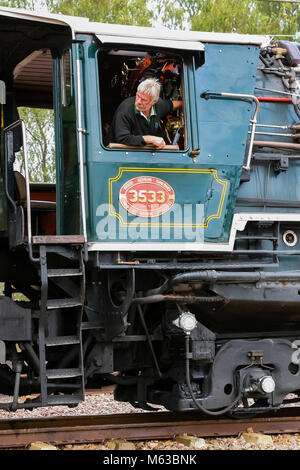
1,392,300,450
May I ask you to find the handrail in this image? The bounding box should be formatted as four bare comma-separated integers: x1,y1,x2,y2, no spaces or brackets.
3,119,33,255
201,92,260,171
3,123,18,216
75,46,87,245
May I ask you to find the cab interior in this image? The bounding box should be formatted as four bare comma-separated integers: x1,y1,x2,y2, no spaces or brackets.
98,48,186,150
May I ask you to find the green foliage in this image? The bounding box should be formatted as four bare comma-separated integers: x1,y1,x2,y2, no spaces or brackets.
154,0,300,35
16,108,55,183
0,0,153,26
54,0,152,26
0,0,58,9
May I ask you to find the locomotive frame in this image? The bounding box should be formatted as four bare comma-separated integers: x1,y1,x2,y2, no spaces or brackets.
1,7,300,416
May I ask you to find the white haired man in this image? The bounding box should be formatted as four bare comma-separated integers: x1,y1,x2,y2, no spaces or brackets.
106,78,182,149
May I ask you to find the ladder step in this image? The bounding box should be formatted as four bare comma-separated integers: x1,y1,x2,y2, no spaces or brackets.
46,395,82,406
47,298,82,309
46,336,80,346
47,269,82,278
81,321,104,330
46,368,83,379
33,235,85,244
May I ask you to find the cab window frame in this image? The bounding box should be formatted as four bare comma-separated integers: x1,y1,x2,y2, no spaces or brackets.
96,45,188,153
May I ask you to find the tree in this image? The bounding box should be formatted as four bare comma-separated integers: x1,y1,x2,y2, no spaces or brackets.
153,0,300,35
16,108,55,183
0,0,53,9
54,0,152,26
0,0,153,26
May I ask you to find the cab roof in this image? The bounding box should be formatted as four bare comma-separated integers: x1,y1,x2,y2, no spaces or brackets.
0,6,267,47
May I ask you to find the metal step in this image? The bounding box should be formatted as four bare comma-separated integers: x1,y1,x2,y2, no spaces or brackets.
46,368,83,379
46,395,82,405
33,235,85,245
81,321,104,330
47,298,82,309
47,269,82,278
46,335,80,346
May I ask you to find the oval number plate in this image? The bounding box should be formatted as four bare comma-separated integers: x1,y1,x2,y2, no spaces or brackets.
119,176,175,217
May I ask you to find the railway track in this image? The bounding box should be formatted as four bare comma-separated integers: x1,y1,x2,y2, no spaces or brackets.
1,407,300,448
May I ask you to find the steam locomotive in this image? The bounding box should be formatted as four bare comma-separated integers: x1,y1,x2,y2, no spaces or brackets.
0,7,300,416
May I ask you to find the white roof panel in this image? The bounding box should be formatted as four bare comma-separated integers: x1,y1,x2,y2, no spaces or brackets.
0,6,267,46
96,34,204,51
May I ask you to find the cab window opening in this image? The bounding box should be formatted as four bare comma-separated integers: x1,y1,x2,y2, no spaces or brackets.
98,48,186,151
11,48,56,184
14,107,55,183
7,48,57,237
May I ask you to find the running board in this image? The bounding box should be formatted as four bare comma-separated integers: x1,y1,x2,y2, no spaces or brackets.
32,235,85,244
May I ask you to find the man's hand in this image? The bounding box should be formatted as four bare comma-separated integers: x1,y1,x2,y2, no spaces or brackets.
143,135,166,149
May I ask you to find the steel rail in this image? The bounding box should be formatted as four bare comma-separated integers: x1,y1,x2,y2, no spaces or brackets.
1,408,300,448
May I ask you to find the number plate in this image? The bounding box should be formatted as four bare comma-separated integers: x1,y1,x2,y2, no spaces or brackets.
119,176,175,217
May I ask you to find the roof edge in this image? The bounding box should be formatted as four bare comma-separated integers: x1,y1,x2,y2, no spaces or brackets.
0,6,268,46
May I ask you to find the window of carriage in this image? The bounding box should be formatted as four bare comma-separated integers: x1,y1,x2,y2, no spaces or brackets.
97,49,186,150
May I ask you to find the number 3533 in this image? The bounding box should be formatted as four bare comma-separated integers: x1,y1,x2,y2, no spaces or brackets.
119,176,175,217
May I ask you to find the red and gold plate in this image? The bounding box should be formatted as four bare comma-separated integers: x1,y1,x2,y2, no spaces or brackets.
119,176,175,217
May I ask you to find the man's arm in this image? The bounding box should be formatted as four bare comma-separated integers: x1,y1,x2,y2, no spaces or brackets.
142,135,166,149
142,100,182,148
112,107,145,146
112,110,166,148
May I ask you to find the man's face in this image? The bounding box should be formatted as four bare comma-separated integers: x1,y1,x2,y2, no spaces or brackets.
135,91,155,114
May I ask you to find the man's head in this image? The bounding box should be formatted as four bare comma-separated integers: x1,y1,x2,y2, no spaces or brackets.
135,78,161,115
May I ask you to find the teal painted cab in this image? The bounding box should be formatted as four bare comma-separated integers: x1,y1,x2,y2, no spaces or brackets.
80,36,260,246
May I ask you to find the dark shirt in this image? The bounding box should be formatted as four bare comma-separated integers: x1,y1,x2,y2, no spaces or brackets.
106,96,173,146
